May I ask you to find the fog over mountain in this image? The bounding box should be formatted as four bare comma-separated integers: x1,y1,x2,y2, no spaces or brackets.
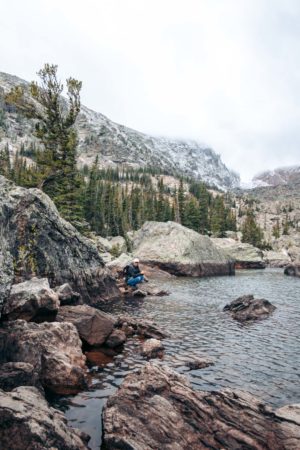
1,0,300,182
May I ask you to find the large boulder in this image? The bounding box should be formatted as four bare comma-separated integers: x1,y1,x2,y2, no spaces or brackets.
56,304,116,346
103,363,300,450
284,263,300,278
224,295,276,322
129,221,234,277
0,386,89,449
211,237,266,269
2,277,60,321
263,250,291,268
0,320,87,394
0,176,119,310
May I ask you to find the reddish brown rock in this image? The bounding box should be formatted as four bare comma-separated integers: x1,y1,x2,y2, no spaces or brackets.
224,295,276,322
0,386,89,449
105,329,127,348
103,363,300,450
0,320,87,394
0,362,42,392
56,305,116,346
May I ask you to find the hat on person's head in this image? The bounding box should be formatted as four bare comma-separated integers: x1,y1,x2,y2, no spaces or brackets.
133,258,139,263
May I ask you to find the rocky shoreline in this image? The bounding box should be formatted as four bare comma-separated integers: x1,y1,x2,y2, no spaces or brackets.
1,175,300,449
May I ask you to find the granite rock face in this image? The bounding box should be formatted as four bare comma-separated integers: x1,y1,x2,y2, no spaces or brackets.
103,363,300,450
0,320,87,394
129,221,235,277
211,237,266,269
56,304,116,346
0,386,89,450
2,277,60,321
0,176,119,310
224,295,276,322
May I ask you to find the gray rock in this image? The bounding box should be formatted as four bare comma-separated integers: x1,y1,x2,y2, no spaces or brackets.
0,236,14,315
0,320,87,394
141,339,164,359
0,176,119,310
211,237,266,269
55,283,82,306
108,236,127,255
284,263,300,277
224,294,276,322
103,363,300,450
184,357,214,371
2,277,60,321
0,386,89,449
130,221,234,277
106,329,127,348
132,288,147,297
263,250,291,268
276,404,300,426
56,304,116,346
0,362,42,392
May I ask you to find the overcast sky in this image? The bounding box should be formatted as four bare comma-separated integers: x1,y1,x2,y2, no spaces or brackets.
1,0,300,182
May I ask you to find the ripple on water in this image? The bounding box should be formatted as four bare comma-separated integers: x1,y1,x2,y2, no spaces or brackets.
51,269,300,450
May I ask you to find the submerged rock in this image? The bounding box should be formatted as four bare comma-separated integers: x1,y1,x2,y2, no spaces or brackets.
103,363,300,450
211,238,266,269
224,294,276,322
129,221,235,277
56,304,116,346
2,277,59,321
117,315,169,339
0,320,87,394
284,263,300,278
0,362,42,392
0,386,89,449
0,175,119,309
141,338,164,359
184,357,214,371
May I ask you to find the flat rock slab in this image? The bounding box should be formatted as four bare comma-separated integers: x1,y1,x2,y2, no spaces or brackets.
0,386,89,450
56,305,116,346
1,320,87,394
2,277,59,321
224,294,276,322
103,363,300,450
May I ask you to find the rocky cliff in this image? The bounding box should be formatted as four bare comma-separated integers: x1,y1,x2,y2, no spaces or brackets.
0,176,119,311
0,71,239,191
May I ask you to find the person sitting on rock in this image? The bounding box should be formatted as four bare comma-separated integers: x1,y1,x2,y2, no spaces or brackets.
125,258,147,287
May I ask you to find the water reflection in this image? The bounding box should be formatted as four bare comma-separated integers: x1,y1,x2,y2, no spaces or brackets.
51,269,300,450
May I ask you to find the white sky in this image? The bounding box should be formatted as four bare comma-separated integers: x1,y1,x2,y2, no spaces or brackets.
1,0,300,182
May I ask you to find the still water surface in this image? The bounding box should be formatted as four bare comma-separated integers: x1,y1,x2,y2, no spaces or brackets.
51,269,300,450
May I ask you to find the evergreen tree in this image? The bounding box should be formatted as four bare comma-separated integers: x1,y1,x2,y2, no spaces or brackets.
241,209,264,248
5,64,84,225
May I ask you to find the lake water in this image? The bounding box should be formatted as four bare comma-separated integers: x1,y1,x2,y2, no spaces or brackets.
51,269,300,450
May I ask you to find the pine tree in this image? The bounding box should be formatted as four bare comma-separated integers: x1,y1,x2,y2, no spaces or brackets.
241,209,264,248
5,64,84,226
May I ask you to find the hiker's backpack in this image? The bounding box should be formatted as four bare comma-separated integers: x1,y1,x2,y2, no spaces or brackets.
123,265,130,279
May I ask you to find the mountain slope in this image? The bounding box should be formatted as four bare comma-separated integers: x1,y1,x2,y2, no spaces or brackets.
0,71,239,190
252,166,300,188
